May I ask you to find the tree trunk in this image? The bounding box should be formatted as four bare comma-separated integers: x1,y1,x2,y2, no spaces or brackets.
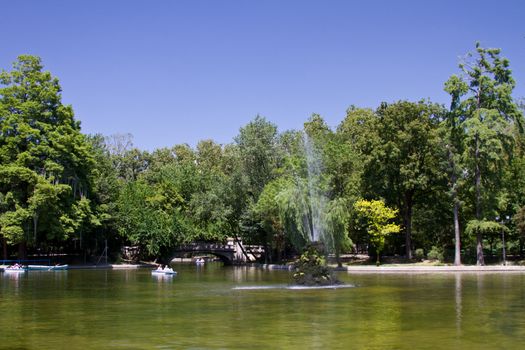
18,241,27,260
474,134,485,266
1,236,7,260
448,147,462,266
33,213,38,242
276,245,282,264
404,192,413,260
476,232,485,266
335,248,342,268
453,199,461,266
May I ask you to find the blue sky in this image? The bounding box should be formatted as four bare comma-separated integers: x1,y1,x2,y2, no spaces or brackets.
2,0,524,150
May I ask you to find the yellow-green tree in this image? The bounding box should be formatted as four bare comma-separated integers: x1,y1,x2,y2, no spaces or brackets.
354,199,400,265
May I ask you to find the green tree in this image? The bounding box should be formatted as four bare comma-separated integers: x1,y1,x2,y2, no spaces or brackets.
188,140,232,241
443,74,468,265
253,177,288,262
117,180,189,258
354,199,400,265
514,206,525,257
366,101,444,259
235,115,280,201
87,134,121,250
323,197,352,267
235,116,281,258
445,43,523,265
0,55,95,256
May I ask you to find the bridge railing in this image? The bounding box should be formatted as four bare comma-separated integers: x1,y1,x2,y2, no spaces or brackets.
175,243,235,251
244,245,264,253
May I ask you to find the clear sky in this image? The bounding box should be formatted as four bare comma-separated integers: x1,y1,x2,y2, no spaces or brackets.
2,0,524,150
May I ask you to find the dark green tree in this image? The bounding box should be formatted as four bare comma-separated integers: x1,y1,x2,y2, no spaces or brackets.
0,55,96,257
365,101,444,259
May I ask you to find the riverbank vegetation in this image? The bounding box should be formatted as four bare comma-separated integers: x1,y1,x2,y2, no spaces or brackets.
1,43,524,265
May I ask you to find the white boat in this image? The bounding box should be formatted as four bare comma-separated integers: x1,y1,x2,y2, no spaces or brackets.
4,267,27,273
27,264,68,271
151,268,177,275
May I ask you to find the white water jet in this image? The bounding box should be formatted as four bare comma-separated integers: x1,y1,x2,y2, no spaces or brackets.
303,133,328,243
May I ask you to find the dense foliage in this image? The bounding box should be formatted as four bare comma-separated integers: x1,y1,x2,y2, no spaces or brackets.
293,245,340,286
354,199,401,265
1,43,523,265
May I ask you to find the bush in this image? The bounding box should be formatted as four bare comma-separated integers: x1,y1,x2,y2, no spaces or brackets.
427,246,444,262
414,248,425,261
293,246,340,286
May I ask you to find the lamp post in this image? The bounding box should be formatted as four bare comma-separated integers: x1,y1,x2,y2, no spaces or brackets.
496,215,509,266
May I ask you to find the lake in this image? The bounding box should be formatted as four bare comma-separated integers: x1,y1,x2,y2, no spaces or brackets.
1,264,525,349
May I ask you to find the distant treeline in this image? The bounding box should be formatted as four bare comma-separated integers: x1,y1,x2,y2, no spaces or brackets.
1,43,524,265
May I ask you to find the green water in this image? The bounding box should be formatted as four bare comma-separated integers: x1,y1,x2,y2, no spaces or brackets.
1,264,525,349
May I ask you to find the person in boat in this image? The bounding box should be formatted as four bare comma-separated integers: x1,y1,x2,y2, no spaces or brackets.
163,266,173,272
157,265,164,271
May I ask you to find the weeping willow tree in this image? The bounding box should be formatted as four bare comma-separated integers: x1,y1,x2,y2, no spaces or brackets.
252,177,295,262
254,175,351,264
323,197,352,267
275,177,311,252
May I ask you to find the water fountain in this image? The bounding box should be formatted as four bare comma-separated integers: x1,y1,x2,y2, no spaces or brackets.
292,133,341,286
303,133,327,243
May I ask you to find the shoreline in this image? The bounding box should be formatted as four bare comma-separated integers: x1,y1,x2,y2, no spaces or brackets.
4,262,525,273
67,263,155,270
339,265,525,273
0,263,155,271
247,263,525,273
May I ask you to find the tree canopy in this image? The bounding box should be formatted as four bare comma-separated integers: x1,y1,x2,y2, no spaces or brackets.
1,44,523,266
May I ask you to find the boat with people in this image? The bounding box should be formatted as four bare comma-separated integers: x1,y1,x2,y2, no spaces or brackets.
195,258,205,265
151,265,177,275
4,264,27,273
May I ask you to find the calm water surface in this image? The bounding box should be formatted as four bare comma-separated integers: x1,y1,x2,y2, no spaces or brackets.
1,264,525,349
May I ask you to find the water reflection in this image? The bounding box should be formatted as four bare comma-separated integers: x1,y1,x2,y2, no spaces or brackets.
455,273,462,335
152,273,175,282
2,270,25,294
2,268,525,349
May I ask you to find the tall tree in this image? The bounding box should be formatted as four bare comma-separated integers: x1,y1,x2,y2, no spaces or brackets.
445,43,522,265
366,101,444,259
0,55,95,256
443,75,468,265
87,134,123,247
235,116,280,257
235,115,280,201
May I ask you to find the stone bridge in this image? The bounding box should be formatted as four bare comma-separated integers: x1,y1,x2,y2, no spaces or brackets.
170,238,264,264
